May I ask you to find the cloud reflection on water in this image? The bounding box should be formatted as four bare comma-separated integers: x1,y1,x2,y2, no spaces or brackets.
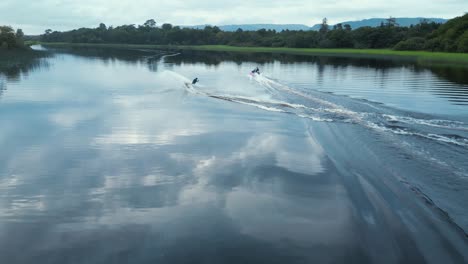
2,47,468,263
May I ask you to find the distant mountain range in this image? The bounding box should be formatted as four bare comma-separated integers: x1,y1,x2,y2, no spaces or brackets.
309,17,448,30
185,18,448,32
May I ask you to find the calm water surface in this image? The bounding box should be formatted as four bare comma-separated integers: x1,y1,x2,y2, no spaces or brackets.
0,46,467,263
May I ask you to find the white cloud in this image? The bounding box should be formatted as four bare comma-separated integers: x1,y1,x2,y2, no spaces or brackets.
0,0,466,34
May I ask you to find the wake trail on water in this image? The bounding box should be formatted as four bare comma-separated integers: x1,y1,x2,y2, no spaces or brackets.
159,53,181,60
167,70,468,235
250,73,468,148
169,70,468,149
247,73,468,201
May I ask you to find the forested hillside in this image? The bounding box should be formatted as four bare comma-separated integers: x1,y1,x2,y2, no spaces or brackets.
426,13,468,52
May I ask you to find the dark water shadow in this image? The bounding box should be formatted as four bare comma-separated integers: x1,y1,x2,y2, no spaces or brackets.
45,46,171,72
165,50,468,83
0,50,50,99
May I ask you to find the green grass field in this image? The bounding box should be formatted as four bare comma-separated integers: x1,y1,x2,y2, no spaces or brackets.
37,42,468,66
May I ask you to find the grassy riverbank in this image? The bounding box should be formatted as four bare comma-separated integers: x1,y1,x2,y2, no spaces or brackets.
38,42,468,65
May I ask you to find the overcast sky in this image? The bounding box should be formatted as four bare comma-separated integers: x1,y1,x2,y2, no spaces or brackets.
1,0,467,35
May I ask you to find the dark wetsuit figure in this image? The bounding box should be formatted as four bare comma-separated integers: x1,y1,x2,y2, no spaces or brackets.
192,78,199,85
251,67,260,74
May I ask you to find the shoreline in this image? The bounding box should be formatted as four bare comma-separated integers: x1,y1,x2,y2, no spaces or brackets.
37,42,468,66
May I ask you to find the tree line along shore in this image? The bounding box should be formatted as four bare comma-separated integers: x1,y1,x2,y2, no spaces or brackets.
35,14,468,53
2,14,468,65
